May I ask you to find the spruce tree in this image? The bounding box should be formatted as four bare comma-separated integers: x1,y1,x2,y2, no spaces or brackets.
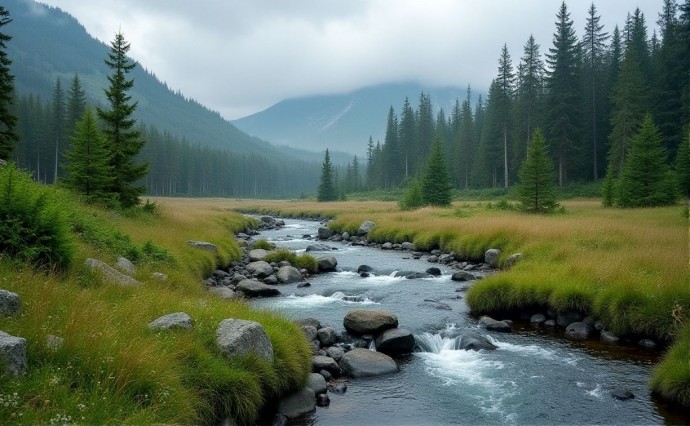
51,77,65,183
63,108,113,203
615,114,677,207
517,128,558,213
456,87,476,189
399,177,424,210
514,35,544,174
0,6,18,161
421,137,452,207
674,134,690,196
66,74,86,136
495,44,515,187
97,31,148,208
317,149,337,201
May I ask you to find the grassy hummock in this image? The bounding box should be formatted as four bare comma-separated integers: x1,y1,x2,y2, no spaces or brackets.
0,189,311,424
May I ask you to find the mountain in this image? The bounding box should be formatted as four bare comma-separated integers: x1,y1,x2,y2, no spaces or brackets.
232,82,469,156
3,0,338,163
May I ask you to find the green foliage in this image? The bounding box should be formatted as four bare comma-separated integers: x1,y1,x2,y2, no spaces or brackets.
0,164,74,269
251,239,275,250
97,31,148,208
675,136,690,196
615,114,677,207
317,149,337,202
601,165,617,207
398,177,424,210
0,6,18,160
421,137,452,206
517,129,558,213
263,249,318,274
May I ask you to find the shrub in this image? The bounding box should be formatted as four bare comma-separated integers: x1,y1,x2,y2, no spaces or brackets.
252,239,275,250
0,164,74,270
399,178,425,210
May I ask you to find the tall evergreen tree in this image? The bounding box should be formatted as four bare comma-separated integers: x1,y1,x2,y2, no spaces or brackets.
0,6,18,161
496,44,515,187
317,149,337,201
66,74,86,136
382,106,402,187
421,137,452,207
582,3,609,180
63,108,113,202
546,2,582,186
415,92,435,174
51,77,65,183
514,35,544,181
398,98,416,179
517,128,558,213
615,114,677,207
456,87,476,188
675,133,690,196
97,31,148,208
474,80,503,187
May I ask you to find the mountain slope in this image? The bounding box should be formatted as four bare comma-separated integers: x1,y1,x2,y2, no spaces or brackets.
233,82,468,155
3,0,310,160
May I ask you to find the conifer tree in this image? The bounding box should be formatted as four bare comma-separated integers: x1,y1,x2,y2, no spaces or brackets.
382,106,402,187
63,108,113,202
421,137,452,206
615,114,677,207
674,134,690,196
517,128,558,213
0,6,18,161
317,149,337,201
51,77,65,183
455,87,476,188
97,31,148,208
398,98,416,180
514,35,544,173
66,74,86,136
399,177,424,210
496,44,515,187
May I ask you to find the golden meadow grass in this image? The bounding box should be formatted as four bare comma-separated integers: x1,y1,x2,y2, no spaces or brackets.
0,196,311,424
228,197,690,406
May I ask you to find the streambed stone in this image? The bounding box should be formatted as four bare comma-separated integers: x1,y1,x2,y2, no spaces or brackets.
339,348,399,378
344,309,398,335
478,316,511,332
246,260,273,278
277,387,316,419
308,372,327,394
276,265,303,284
248,249,269,261
235,279,281,297
375,328,415,355
565,321,593,340
317,256,338,272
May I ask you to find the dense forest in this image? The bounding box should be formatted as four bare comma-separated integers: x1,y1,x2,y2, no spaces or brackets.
362,2,689,195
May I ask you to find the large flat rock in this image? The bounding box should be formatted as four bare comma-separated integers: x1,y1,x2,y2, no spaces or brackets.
235,279,281,298
343,309,398,335
339,348,398,378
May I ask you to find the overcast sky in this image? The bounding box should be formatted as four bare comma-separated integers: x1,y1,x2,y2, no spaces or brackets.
39,0,662,120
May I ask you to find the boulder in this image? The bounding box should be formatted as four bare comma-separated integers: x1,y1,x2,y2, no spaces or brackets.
301,325,318,343
638,339,657,350
375,328,415,355
148,312,193,331
438,253,455,264
426,267,442,276
326,346,345,361
306,244,334,252
458,336,497,351
556,311,584,328
312,355,341,375
451,271,477,282
308,373,327,395
530,313,547,326
332,382,348,394
611,389,635,401
342,232,350,240
357,221,376,236
248,249,269,261
600,330,620,344
426,255,439,263
484,248,501,268
277,387,316,420
260,216,277,226
381,242,393,250
235,279,281,298
0,290,21,316
478,316,511,332
317,227,333,240
295,318,321,330
503,253,523,269
84,258,142,287
317,256,338,272
246,261,274,278
401,242,415,250
544,319,557,328
187,240,217,252
263,275,279,285
397,271,430,279
208,286,236,299
564,321,593,340
276,266,303,284
0,331,27,376
343,309,398,335
297,282,311,288
216,319,274,362
317,327,338,346
115,257,135,275
339,348,399,378
421,299,452,310
316,393,330,407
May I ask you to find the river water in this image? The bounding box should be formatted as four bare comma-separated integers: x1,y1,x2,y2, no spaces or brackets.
250,218,683,425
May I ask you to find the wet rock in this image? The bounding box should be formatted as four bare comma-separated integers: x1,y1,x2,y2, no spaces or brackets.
317,327,338,346
308,373,328,394
402,271,431,279
339,348,399,378
611,389,635,401
600,330,620,344
317,256,338,272
316,393,330,407
277,387,316,419
426,267,442,276
455,284,472,292
451,271,476,282
312,355,341,376
638,339,657,350
375,328,415,355
342,232,350,240
301,325,318,343
319,369,332,381
248,249,269,261
295,318,321,330
297,282,311,288
427,255,439,263
0,289,21,316
556,311,584,328
260,216,277,226
235,279,281,298
149,312,193,331
84,258,142,287
0,331,27,376
530,313,547,326
331,382,348,394
544,319,557,328
343,309,398,335
459,336,497,351
216,318,274,362
326,346,345,361
381,242,393,250
438,253,455,264
401,242,415,250
358,221,376,236
306,244,334,252
421,299,452,310
478,316,511,332
565,321,593,340
276,266,303,284
187,240,217,252
317,227,333,240
484,248,501,268
246,261,274,278
263,275,279,285
357,265,374,274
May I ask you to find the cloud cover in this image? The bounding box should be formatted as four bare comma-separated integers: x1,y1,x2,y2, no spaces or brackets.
38,0,661,119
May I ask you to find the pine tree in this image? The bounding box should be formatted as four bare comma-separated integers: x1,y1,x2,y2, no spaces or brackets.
674,133,690,196
63,108,113,202
421,137,452,206
97,31,148,208
415,92,435,174
601,164,617,207
398,98,416,180
518,128,558,213
514,35,544,174
382,106,402,187
0,6,18,161
615,114,677,207
51,77,65,183
496,44,515,187
456,87,476,189
66,74,86,136
317,149,337,201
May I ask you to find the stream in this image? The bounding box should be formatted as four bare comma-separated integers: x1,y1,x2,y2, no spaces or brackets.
250,218,684,425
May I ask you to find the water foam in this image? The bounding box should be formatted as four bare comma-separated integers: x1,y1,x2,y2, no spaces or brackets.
487,336,580,366
274,291,379,308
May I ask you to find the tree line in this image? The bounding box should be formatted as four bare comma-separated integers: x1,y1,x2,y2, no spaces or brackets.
358,1,689,197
